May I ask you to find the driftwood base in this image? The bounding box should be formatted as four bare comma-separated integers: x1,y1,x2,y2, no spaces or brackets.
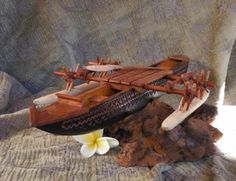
105,100,222,167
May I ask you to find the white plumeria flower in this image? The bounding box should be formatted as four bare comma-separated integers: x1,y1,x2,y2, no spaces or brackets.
73,129,119,158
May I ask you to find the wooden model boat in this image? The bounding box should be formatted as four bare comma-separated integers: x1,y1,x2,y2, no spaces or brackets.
29,55,213,135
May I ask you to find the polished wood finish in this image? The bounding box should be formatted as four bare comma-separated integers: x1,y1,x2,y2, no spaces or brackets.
131,70,173,86
121,70,157,85
30,55,206,127
30,83,114,127
100,68,132,81
108,69,147,83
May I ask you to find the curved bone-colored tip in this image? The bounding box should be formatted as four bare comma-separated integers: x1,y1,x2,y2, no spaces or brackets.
161,90,210,131
84,65,122,72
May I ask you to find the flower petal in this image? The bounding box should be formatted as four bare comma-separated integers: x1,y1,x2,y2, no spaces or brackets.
96,139,110,155
72,133,94,144
92,129,103,139
80,143,97,158
98,137,119,148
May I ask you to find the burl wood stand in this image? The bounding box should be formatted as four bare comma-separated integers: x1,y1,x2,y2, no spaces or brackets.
106,100,222,167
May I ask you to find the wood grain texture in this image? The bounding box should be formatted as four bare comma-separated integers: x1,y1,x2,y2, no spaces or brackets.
0,70,236,181
1,0,236,180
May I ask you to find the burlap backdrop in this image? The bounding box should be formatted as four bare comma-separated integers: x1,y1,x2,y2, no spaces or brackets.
0,0,236,180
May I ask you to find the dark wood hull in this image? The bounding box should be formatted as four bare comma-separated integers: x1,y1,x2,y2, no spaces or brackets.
29,55,189,135
38,89,153,135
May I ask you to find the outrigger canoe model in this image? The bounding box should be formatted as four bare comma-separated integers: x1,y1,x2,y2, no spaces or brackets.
29,55,214,135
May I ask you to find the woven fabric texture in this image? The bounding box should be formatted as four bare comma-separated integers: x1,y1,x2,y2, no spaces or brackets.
0,0,236,180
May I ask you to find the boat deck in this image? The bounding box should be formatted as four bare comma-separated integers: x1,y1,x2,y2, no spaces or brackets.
29,55,190,127
85,59,188,94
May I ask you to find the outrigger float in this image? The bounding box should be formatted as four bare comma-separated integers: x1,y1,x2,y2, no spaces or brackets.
29,55,214,135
